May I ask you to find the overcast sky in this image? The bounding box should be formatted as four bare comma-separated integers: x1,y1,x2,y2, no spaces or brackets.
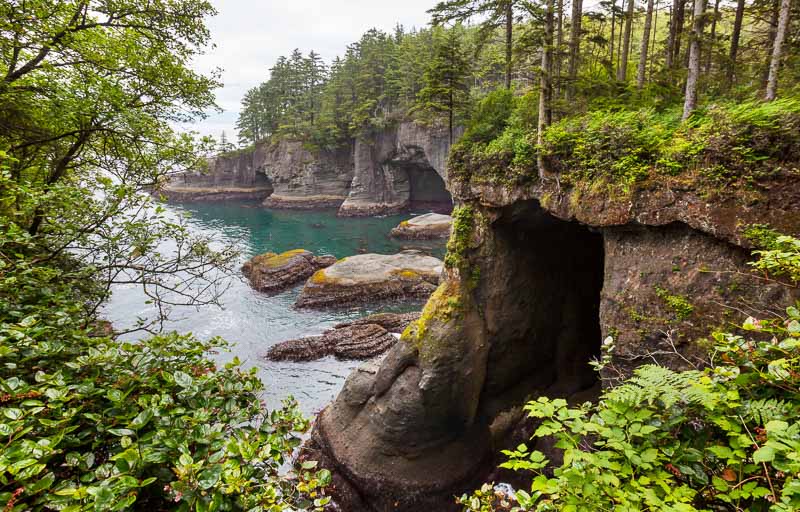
190,0,439,140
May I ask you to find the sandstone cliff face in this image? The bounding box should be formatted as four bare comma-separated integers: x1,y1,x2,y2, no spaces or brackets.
260,140,354,208
338,122,456,216
312,164,800,510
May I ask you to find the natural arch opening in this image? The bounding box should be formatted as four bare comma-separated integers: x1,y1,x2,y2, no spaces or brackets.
405,165,453,213
478,200,605,419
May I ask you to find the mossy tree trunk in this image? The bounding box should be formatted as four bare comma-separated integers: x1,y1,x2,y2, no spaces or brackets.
538,0,555,178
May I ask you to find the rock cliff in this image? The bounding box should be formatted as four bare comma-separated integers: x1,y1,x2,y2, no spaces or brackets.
310,155,800,510
164,122,456,214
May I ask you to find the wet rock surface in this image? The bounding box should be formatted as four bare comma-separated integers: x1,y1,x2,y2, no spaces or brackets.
390,213,453,239
241,249,336,294
295,251,443,309
266,312,420,362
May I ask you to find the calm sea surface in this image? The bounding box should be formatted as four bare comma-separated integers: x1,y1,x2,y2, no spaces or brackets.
103,201,446,414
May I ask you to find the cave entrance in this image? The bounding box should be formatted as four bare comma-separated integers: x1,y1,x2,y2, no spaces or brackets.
480,200,605,417
405,165,453,214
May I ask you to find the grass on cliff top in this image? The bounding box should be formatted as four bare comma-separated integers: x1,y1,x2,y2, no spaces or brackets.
450,90,800,192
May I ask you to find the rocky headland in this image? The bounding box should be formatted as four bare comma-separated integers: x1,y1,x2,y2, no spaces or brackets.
161,122,457,216
307,146,800,509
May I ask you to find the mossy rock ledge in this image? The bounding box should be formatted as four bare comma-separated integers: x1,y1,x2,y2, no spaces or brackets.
241,249,336,294
294,251,443,309
309,155,800,511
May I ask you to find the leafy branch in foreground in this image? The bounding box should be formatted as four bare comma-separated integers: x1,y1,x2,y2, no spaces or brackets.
0,228,331,511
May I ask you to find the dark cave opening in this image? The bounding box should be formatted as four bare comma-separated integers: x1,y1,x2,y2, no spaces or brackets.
479,200,605,418
406,165,453,213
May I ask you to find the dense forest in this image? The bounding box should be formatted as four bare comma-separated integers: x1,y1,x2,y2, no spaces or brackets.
235,0,799,152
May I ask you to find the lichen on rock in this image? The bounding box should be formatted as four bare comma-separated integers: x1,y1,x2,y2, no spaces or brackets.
241,249,335,294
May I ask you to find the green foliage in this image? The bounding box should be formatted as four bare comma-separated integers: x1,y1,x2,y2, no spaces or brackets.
655,286,695,321
444,204,475,271
751,236,800,284
462,236,800,512
461,89,516,146
0,227,330,511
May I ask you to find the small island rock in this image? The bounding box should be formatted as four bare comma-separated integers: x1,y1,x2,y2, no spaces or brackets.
242,249,336,294
295,251,443,308
390,213,453,240
266,311,421,362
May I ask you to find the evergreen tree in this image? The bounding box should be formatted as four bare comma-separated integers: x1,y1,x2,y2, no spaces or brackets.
415,25,472,143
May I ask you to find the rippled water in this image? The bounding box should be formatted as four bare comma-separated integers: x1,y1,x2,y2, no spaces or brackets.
103,201,446,414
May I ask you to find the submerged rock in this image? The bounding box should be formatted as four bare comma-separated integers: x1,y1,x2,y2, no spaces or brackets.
295,251,443,309
241,249,336,294
390,213,453,240
266,312,420,362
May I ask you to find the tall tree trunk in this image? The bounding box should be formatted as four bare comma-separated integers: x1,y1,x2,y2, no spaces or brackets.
765,0,792,100
668,0,686,68
704,0,720,72
683,0,706,119
618,0,636,81
538,0,555,178
666,4,674,67
555,0,564,98
761,0,781,89
505,0,513,89
567,0,584,100
610,0,618,74
726,0,746,84
649,0,660,79
617,6,625,72
638,0,656,88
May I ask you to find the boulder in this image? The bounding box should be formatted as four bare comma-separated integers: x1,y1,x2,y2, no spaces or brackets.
390,213,453,240
266,312,420,362
241,249,336,294
295,251,443,309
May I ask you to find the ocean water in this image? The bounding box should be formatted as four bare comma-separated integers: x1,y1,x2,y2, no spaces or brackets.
103,201,446,415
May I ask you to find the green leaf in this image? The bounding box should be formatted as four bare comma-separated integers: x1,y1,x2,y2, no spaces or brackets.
753,446,776,463
173,371,193,388
198,465,222,490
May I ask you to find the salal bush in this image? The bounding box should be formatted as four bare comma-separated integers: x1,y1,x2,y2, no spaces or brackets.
461,236,800,512
0,229,330,511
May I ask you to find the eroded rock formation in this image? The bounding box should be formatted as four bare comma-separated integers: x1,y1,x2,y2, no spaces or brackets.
241,249,336,294
163,122,457,214
338,122,456,216
295,251,443,309
310,164,800,510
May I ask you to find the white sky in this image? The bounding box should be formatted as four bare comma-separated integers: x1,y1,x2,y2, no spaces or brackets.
191,0,440,140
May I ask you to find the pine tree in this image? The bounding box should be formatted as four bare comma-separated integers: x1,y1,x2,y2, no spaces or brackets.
429,0,523,89
638,0,656,88
415,25,472,143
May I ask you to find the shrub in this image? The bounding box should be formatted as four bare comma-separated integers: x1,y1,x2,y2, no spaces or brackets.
0,227,330,511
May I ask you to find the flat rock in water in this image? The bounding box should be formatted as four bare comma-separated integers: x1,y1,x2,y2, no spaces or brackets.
242,249,336,294
334,311,420,333
295,251,443,309
266,312,420,362
390,213,452,240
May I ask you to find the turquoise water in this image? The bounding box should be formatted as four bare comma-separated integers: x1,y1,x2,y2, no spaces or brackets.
104,202,446,414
